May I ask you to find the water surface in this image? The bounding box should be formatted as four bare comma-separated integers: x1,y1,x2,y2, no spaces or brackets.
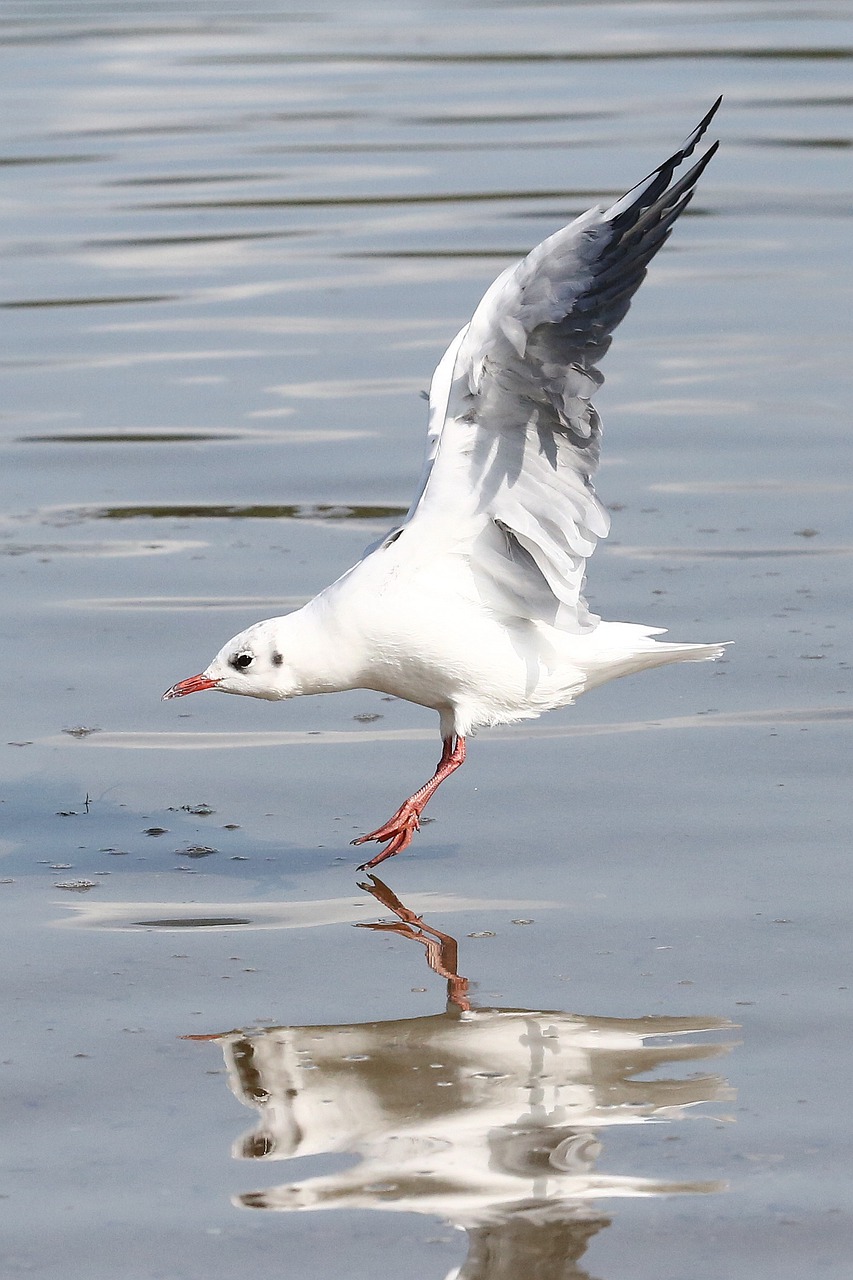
1,3,851,1277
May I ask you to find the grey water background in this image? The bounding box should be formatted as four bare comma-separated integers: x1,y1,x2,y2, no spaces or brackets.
1,1,851,1276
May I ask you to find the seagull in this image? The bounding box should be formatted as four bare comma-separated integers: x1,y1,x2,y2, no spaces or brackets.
163,100,726,870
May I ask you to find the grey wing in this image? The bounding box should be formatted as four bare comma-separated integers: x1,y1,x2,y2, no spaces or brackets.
405,100,721,632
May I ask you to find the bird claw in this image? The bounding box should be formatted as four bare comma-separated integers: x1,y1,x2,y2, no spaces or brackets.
351,737,464,868
352,803,420,869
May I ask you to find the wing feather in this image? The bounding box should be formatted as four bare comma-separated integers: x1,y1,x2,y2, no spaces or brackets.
400,102,721,632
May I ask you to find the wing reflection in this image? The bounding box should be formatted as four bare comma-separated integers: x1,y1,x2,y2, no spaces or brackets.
190,878,735,1280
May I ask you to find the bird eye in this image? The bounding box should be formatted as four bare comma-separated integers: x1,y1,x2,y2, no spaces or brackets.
231,652,254,671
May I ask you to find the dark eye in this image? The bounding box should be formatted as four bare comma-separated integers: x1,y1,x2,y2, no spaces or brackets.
230,652,254,671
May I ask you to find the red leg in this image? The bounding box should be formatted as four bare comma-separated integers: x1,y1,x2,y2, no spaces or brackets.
353,735,466,870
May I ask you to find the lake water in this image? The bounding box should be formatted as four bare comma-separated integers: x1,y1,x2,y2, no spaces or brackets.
1,2,852,1277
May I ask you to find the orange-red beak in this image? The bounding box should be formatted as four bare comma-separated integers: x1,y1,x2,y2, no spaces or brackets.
162,673,219,700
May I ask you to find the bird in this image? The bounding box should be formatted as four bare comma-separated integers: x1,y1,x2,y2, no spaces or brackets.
163,100,727,871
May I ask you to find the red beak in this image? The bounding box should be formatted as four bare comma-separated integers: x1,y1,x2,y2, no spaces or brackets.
162,673,219,700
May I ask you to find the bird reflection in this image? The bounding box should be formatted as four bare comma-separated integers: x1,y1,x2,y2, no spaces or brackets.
190,878,735,1280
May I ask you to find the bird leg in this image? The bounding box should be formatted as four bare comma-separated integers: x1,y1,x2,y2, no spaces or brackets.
353,735,466,869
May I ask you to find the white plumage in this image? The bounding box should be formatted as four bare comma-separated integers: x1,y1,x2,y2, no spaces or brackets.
164,101,727,868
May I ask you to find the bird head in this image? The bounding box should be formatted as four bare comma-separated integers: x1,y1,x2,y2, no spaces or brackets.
162,621,297,703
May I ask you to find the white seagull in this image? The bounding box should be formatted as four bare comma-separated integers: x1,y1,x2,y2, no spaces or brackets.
164,100,726,870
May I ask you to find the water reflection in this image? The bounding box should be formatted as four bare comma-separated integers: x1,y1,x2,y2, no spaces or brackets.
190,878,734,1280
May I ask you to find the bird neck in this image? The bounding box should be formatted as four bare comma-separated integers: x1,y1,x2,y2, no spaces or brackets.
275,599,363,696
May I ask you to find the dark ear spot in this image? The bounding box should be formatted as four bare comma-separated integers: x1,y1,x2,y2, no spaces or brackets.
272,652,283,666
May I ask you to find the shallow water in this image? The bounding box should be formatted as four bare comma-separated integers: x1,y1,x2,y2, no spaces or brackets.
2,3,852,1277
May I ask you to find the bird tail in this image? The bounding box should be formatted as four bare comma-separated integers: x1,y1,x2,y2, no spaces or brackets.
584,633,729,692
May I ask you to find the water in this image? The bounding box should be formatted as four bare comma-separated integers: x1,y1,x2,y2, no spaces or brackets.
1,2,852,1276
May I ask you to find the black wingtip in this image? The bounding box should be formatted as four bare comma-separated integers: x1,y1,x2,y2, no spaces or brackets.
616,136,720,250
604,100,722,230
680,95,723,160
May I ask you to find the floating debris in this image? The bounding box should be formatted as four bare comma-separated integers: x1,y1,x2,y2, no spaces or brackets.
55,879,97,892
62,726,102,738
177,845,218,859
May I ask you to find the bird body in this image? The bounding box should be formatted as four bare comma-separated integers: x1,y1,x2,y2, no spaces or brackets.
164,101,727,867
212,552,721,740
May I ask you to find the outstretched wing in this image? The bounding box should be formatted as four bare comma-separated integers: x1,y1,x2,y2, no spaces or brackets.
402,100,721,633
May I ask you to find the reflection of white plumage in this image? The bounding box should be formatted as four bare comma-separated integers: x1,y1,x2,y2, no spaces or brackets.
164,101,726,866
213,1009,731,1227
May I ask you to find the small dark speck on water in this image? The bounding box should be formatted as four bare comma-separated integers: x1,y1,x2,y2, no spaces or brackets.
353,713,383,722
178,845,218,858
144,827,169,836
223,823,240,830
62,726,101,738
